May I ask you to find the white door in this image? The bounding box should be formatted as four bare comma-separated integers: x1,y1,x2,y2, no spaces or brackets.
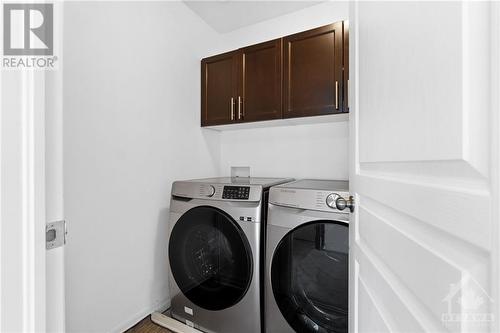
349,2,499,333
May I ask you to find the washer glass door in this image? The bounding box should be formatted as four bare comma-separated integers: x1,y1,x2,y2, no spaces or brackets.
169,206,253,311
271,221,348,333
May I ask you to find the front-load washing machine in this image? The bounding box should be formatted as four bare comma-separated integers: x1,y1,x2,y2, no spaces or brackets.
168,177,293,333
266,179,350,333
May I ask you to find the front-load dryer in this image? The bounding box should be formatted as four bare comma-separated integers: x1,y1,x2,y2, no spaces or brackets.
168,177,293,333
266,179,350,333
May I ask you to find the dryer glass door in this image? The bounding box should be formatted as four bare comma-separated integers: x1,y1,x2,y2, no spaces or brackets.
169,206,253,311
271,221,348,333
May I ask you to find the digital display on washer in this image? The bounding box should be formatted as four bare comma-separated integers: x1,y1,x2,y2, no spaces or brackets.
222,186,250,200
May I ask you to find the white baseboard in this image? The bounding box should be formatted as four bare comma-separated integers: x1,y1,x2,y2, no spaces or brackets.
109,298,171,333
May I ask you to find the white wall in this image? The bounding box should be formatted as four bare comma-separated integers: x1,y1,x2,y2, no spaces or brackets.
213,1,350,180
63,2,221,332
219,122,349,179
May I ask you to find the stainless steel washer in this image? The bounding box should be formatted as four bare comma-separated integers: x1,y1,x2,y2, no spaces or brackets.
168,177,293,333
266,179,350,333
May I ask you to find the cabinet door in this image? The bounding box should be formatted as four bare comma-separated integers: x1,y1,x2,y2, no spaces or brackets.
201,51,238,126
283,22,343,118
238,39,282,122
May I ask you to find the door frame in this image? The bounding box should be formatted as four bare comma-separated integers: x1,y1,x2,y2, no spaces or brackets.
491,2,500,332
1,69,47,332
1,2,65,331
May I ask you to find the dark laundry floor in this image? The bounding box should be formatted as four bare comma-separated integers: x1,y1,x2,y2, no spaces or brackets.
124,312,174,333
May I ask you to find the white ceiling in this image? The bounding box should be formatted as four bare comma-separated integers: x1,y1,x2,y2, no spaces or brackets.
184,1,323,33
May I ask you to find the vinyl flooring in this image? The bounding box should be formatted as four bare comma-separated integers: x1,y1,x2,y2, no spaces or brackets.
124,313,174,333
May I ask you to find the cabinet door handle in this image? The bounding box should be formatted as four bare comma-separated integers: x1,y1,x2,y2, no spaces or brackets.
238,96,243,120
230,97,235,120
335,81,339,110
242,96,245,119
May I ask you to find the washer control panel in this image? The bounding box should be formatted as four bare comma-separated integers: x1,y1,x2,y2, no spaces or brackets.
172,181,262,202
222,186,250,200
199,184,216,197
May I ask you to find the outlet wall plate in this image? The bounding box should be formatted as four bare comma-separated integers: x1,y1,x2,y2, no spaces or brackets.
46,220,66,250
231,166,250,180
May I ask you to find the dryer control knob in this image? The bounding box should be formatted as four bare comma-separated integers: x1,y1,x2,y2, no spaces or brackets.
206,185,216,197
326,193,341,209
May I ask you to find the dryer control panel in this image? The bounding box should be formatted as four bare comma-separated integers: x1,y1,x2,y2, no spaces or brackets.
269,179,351,213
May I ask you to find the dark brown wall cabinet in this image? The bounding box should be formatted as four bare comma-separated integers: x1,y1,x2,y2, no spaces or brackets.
284,22,344,118
343,21,349,113
201,51,239,126
201,40,282,126
201,21,348,127
239,39,282,122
